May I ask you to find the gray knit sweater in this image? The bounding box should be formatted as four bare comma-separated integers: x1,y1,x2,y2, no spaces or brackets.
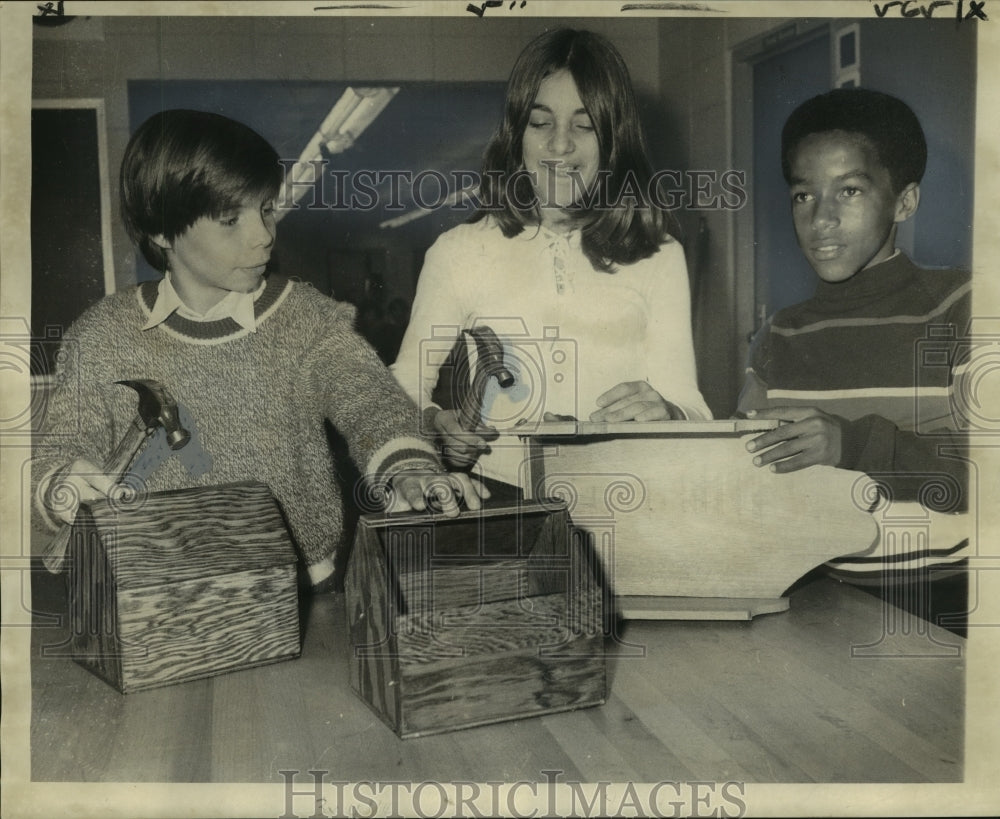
32,275,439,581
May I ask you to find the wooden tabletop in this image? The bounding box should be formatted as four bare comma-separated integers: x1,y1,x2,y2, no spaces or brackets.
29,566,963,784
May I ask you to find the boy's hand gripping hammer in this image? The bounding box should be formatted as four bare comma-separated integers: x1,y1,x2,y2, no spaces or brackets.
41,379,191,573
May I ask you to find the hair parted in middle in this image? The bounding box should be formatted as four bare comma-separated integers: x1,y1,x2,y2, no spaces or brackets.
471,28,679,272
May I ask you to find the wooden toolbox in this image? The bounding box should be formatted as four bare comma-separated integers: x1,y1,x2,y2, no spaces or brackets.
344,501,606,738
67,481,301,693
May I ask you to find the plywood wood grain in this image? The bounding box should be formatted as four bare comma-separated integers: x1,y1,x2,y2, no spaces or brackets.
513,423,879,613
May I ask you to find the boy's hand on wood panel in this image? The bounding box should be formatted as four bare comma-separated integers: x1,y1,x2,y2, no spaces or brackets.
744,407,843,473
387,469,490,516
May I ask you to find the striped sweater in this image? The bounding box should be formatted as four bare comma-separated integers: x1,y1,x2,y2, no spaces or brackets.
32,275,439,585
738,253,971,576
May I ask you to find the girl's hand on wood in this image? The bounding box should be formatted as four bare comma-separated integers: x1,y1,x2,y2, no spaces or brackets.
589,381,684,422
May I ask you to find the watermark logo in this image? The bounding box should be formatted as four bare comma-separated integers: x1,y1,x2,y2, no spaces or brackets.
276,769,749,819
846,473,970,657
417,320,579,440
274,162,749,220
0,316,77,442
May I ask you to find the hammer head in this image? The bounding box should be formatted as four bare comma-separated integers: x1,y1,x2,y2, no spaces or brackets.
468,327,515,388
116,379,192,450
452,327,517,433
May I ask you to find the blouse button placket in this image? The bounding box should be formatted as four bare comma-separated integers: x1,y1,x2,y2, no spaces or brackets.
550,234,575,296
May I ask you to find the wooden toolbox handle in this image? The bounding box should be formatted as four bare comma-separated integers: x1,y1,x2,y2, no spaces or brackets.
359,497,567,529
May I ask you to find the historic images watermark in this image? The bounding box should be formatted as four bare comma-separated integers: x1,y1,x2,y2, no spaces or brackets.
276,163,749,216
277,769,748,819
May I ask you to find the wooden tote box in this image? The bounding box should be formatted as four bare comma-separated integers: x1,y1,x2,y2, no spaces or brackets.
344,501,606,738
67,481,301,693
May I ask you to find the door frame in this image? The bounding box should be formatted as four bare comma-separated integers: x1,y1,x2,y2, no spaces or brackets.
729,19,840,361
30,98,115,384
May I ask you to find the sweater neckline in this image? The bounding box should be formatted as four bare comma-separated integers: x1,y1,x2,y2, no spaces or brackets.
811,252,916,306
137,274,291,341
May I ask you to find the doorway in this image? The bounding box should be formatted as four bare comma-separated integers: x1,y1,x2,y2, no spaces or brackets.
751,31,831,318
733,19,976,345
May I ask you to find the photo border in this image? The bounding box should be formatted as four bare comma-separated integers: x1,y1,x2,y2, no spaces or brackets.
2,2,998,817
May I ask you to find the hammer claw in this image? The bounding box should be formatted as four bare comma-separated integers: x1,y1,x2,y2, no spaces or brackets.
116,379,192,451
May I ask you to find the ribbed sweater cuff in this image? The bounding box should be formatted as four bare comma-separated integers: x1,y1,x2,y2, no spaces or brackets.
364,436,441,483
837,413,895,472
306,555,336,585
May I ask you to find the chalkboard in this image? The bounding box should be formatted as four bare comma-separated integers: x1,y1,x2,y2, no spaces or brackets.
30,101,113,377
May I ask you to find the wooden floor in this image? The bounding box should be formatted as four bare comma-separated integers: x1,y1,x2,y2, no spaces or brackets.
29,563,964,784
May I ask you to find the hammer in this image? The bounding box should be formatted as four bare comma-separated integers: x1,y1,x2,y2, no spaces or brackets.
454,327,515,433
42,379,191,573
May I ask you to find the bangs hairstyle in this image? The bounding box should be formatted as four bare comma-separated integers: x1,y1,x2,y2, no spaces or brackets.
781,88,927,194
473,28,678,272
120,109,282,272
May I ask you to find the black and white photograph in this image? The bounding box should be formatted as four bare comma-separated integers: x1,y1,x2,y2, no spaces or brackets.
1,1,998,817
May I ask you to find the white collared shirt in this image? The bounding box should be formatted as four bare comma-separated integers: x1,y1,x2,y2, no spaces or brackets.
142,272,265,332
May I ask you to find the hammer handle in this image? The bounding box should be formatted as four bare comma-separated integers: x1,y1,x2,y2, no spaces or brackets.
456,379,485,433
453,328,514,434
40,416,152,573
103,416,154,484
41,522,73,574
